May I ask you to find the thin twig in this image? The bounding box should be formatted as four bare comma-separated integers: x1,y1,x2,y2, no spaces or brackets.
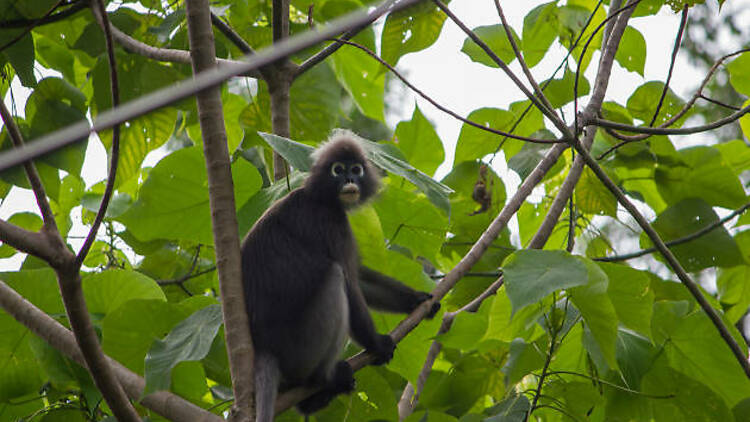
0,0,66,52
77,0,122,267
0,0,86,28
332,38,561,144
648,6,689,127
595,201,750,262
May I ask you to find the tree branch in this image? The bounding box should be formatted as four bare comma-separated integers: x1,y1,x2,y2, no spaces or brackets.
184,0,255,420
433,0,571,138
568,129,750,379
648,5,688,127
0,0,85,29
77,0,122,267
590,103,750,135
0,279,223,422
0,0,426,172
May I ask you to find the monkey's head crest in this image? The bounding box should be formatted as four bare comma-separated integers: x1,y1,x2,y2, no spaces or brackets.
305,130,380,209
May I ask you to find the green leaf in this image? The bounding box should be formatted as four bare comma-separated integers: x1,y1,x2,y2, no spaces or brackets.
727,51,750,96
714,139,750,175
522,2,559,68
381,2,447,68
374,183,447,263
557,5,604,72
507,132,564,181
330,29,385,122
643,360,735,421
438,300,490,350
1,30,36,87
576,166,617,216
542,70,591,109
118,146,262,244
144,304,223,395
0,213,42,258
484,393,530,421
614,26,646,76
643,198,745,272
626,81,687,126
503,250,588,312
258,132,315,171
599,263,654,338
289,63,342,141
501,338,545,386
655,146,747,209
740,99,750,143
460,24,520,68
82,269,165,316
394,105,445,176
569,258,618,369
717,265,750,323
454,108,515,164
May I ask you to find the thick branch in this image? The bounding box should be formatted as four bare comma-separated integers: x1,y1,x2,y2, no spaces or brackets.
0,219,58,263
529,1,635,249
108,20,263,79
0,279,223,422
184,0,255,420
55,266,141,421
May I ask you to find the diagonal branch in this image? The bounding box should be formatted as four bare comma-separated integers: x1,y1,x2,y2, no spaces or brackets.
433,0,571,138
589,103,750,135
648,5,689,127
0,0,85,29
0,279,223,422
568,130,750,379
0,0,426,173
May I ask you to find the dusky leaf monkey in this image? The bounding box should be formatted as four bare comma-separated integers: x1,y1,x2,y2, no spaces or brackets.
242,131,439,421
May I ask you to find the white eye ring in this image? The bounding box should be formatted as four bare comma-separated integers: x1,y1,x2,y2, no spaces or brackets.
331,162,345,176
351,163,364,176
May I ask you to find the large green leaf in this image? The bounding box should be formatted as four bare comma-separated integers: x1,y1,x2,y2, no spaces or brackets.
727,51,750,96
626,81,687,126
501,338,545,386
503,250,588,312
642,198,745,272
258,132,315,171
569,258,618,369
144,304,223,395
484,393,530,421
541,69,591,109
599,263,654,338
0,30,36,87
454,108,516,164
0,213,42,258
394,105,445,176
82,269,165,316
381,1,448,68
118,146,262,244
522,2,559,68
614,26,646,76
717,265,750,323
289,63,342,141
557,4,605,72
460,24,520,68
330,29,385,122
655,146,747,209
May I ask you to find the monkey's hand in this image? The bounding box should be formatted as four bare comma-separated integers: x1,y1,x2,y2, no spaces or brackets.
414,292,441,319
369,334,395,365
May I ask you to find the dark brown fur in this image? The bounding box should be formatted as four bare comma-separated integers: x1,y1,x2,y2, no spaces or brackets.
242,132,437,421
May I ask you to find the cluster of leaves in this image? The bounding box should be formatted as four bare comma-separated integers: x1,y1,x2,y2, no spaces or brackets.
0,0,749,421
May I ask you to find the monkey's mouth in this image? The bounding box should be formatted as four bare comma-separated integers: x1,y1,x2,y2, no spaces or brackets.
339,183,360,205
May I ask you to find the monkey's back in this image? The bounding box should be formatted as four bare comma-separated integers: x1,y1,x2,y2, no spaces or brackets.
241,188,356,383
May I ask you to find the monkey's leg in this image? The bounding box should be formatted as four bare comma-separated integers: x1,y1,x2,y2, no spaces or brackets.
255,353,281,422
296,361,354,415
359,266,440,318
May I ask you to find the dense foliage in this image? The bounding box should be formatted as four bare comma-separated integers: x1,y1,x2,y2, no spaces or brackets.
0,0,749,421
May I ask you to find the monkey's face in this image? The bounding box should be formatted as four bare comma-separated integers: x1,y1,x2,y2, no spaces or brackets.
330,160,365,207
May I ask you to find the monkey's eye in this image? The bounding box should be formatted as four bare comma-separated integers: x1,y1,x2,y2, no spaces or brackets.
331,162,346,176
351,163,364,176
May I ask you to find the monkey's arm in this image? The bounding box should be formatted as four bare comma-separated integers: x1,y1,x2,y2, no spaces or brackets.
346,278,395,364
359,266,440,318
